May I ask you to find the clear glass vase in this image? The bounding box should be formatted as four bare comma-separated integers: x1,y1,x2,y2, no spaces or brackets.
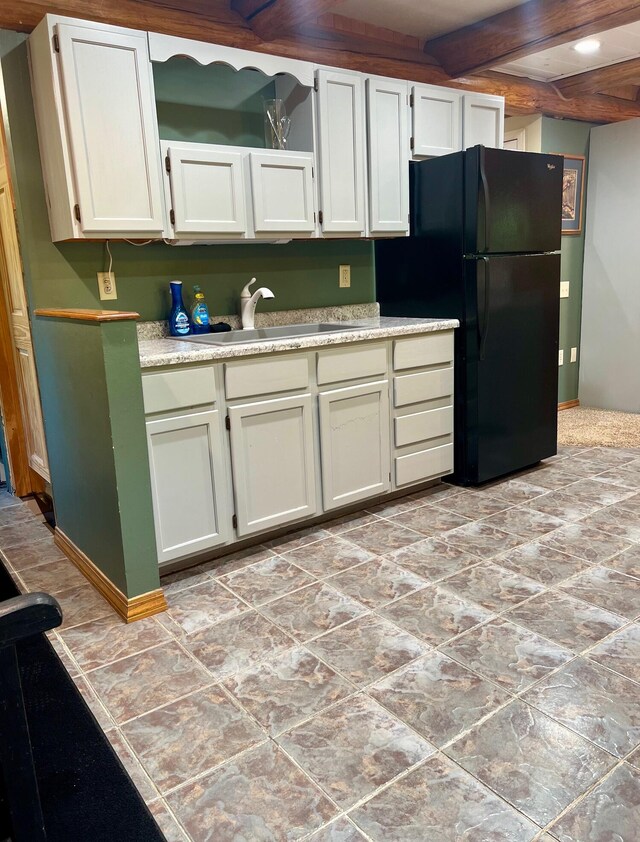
264,98,291,150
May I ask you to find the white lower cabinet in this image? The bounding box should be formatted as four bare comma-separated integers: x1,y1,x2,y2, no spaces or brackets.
146,409,231,563
319,380,391,510
143,331,456,565
228,393,318,536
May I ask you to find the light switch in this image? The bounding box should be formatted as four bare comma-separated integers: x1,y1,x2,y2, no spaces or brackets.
560,281,570,298
570,347,578,363
558,349,564,366
339,265,351,288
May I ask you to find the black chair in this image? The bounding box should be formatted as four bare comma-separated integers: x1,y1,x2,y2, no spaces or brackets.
0,593,62,842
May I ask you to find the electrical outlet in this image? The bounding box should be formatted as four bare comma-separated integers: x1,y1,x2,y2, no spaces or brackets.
339,264,351,288
97,271,117,301
570,346,578,363
560,281,570,298
558,349,564,366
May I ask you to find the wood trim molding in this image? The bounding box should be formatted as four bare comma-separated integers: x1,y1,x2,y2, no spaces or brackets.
34,308,140,322
558,399,580,411
54,528,167,623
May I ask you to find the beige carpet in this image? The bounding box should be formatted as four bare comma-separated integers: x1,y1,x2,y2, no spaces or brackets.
558,405,640,448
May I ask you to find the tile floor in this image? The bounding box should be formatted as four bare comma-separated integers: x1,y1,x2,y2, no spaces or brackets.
1,445,640,841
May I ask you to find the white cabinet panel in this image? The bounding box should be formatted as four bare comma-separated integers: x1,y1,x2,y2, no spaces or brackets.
146,410,231,563
315,69,366,235
462,94,505,150
412,85,461,158
395,443,454,486
249,151,315,234
165,142,247,236
367,77,409,235
319,380,390,510
229,394,317,536
55,23,164,234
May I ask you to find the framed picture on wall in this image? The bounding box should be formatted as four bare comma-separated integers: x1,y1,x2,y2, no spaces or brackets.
559,154,585,235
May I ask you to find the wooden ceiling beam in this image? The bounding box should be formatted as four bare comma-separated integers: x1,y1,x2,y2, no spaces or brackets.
230,0,344,41
297,14,437,66
555,56,640,97
1,0,640,123
426,0,640,78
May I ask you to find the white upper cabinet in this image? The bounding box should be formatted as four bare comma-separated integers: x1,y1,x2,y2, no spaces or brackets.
462,93,505,149
249,151,316,235
366,77,409,236
163,141,247,238
29,17,165,239
411,84,461,158
315,69,367,236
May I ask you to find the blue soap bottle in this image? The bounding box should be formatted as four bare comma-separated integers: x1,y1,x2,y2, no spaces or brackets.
168,280,190,337
190,285,210,334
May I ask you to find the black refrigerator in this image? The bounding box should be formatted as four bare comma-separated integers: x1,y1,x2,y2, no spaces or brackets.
376,145,563,486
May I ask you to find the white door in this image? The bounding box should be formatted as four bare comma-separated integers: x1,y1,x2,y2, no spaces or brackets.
55,23,164,235
315,69,366,235
412,85,461,158
462,94,505,150
165,142,247,237
146,410,231,563
319,380,391,511
249,151,315,235
367,77,409,235
228,394,317,536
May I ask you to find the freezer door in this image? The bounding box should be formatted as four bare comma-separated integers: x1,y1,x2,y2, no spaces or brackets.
458,253,560,484
465,146,563,255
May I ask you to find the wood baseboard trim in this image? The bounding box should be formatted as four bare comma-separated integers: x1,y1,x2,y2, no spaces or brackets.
54,528,167,623
558,399,580,411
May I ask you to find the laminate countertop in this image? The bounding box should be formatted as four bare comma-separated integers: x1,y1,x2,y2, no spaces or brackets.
138,317,459,368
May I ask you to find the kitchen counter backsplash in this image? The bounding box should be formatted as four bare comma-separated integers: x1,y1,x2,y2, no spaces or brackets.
136,302,381,341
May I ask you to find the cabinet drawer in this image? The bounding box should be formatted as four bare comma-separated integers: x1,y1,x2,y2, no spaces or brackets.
393,331,454,371
395,443,454,486
395,406,453,448
142,366,216,414
394,367,453,407
317,343,387,385
225,355,309,400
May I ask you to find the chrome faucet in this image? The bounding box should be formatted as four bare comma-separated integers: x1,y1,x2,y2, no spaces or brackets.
240,277,275,330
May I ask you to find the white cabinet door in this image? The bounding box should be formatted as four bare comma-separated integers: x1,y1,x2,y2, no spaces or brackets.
228,394,317,536
412,85,461,158
315,69,366,235
165,142,247,236
319,380,391,511
249,151,315,234
146,410,231,564
367,77,409,235
462,94,505,149
55,23,164,235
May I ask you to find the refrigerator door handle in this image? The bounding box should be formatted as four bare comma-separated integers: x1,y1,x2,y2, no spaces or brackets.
478,257,491,361
479,149,491,252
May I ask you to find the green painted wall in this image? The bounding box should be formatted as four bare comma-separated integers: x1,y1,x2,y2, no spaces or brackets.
541,117,599,404
34,318,158,596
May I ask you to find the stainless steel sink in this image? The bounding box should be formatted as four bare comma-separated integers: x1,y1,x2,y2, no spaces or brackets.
172,322,361,345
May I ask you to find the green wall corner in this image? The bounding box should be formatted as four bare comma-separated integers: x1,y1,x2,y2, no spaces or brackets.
541,116,600,404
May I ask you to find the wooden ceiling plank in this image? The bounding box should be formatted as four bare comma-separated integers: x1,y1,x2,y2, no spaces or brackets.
426,0,640,78
231,0,344,41
555,56,640,97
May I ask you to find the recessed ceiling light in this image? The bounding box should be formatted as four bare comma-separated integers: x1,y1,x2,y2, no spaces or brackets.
573,39,601,55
